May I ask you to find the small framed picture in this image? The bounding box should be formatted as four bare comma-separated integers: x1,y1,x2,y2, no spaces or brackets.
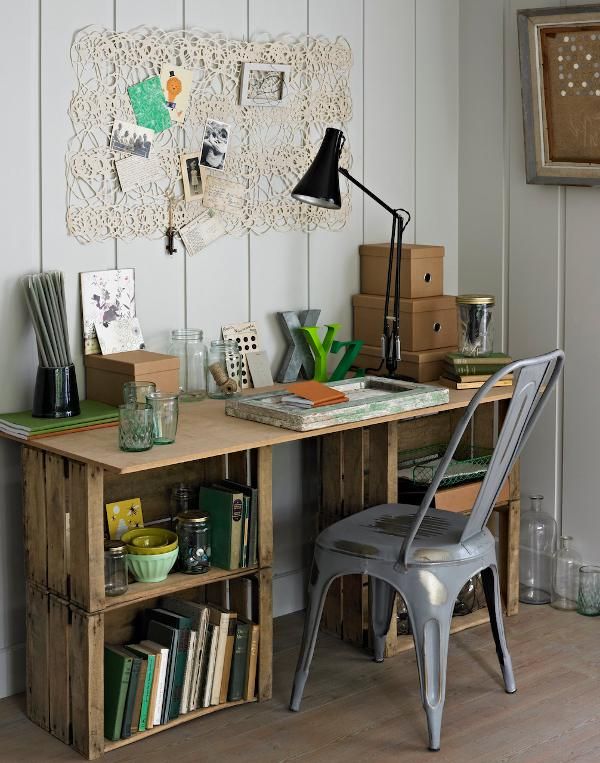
180,152,204,201
200,119,231,172
239,63,291,107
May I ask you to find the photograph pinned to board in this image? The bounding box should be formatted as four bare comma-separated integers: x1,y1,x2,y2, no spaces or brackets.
200,118,231,171
160,65,193,123
80,269,136,355
110,121,154,159
127,76,172,133
239,63,291,107
179,209,226,255
180,152,203,201
95,316,145,355
116,154,164,192
222,321,261,389
202,174,245,212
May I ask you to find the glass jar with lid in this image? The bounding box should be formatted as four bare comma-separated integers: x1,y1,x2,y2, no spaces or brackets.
519,494,557,604
456,294,495,357
176,512,211,574
168,329,207,401
104,539,128,596
207,339,242,399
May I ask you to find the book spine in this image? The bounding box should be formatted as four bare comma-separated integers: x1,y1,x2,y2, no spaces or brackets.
244,624,260,701
202,625,218,708
228,623,250,702
219,617,237,704
180,629,197,714
249,492,258,566
138,657,154,731
446,363,509,376
210,616,229,706
230,496,243,569
154,649,168,726
121,658,140,739
168,629,190,720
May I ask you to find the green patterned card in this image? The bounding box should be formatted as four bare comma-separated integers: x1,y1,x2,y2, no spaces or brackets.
128,77,171,133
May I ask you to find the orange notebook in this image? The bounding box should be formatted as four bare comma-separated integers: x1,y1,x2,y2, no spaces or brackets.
286,381,348,408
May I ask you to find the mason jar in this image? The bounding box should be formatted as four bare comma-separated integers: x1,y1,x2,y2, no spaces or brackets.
168,329,207,401
177,512,211,574
456,295,495,357
104,540,128,596
207,340,242,399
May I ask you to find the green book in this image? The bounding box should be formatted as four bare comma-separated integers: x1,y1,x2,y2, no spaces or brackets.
219,480,259,567
0,400,118,436
103,646,133,741
200,486,244,570
120,650,141,739
227,621,250,702
126,645,156,732
445,352,511,366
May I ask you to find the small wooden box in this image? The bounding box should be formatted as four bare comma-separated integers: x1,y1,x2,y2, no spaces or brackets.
359,243,444,299
352,294,457,352
84,350,180,406
353,345,456,382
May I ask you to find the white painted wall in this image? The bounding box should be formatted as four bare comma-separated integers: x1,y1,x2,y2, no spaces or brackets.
459,0,599,565
0,0,459,697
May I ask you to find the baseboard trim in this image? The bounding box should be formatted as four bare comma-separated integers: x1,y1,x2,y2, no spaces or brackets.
0,642,25,699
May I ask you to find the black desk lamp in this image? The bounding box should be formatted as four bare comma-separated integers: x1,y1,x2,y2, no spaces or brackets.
291,127,411,378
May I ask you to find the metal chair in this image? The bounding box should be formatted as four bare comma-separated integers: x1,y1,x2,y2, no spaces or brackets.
289,350,565,751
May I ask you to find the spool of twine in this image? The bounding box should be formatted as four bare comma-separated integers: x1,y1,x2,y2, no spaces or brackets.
221,378,238,394
209,362,229,386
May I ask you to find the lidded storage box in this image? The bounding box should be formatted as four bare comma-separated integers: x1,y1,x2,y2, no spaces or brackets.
352,294,457,353
85,350,180,407
353,345,455,383
359,243,444,299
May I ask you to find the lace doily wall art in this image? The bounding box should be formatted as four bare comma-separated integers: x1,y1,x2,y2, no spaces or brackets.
66,27,353,243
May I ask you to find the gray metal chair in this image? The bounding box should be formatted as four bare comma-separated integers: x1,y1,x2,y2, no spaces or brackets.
290,350,565,752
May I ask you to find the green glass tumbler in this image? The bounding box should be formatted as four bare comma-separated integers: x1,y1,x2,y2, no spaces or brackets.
146,392,179,445
577,565,600,616
118,403,154,452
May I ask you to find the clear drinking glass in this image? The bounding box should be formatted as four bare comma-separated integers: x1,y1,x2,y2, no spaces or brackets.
118,403,154,452
519,494,557,604
207,340,242,399
123,380,156,405
146,391,179,444
169,329,208,401
551,536,583,611
577,566,600,616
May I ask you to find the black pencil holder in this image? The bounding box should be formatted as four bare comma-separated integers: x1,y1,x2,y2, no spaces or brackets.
32,364,81,418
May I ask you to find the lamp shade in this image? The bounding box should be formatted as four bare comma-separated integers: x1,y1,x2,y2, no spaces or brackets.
291,127,345,209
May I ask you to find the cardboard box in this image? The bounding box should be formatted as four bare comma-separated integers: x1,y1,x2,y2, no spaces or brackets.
85,350,180,406
359,243,444,299
434,479,510,513
354,345,456,382
353,294,457,352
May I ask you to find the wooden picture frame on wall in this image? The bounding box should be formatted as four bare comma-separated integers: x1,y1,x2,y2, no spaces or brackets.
518,4,600,185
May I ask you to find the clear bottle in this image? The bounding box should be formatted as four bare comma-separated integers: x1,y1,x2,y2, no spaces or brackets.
519,495,557,604
169,329,207,401
207,340,242,399
551,536,582,610
104,540,128,597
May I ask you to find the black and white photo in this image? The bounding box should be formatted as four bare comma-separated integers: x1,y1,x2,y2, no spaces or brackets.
110,120,155,159
200,118,231,171
180,152,204,201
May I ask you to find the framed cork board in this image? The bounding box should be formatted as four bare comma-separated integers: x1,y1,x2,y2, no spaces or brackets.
518,5,600,185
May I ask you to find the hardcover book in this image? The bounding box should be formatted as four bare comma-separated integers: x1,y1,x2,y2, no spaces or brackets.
140,640,169,727
227,621,250,702
147,609,192,720
126,645,156,731
146,620,178,724
104,646,133,742
199,486,244,569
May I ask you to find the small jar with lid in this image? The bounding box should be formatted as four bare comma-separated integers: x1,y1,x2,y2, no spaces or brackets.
456,294,495,357
170,483,198,529
207,340,242,399
104,540,128,596
177,512,211,574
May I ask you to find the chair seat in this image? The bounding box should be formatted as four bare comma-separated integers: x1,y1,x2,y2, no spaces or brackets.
316,503,495,564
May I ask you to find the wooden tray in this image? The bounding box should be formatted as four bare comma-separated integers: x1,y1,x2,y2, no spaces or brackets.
225,377,449,432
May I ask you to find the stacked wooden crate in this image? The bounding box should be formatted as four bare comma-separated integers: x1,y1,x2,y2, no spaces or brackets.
352,243,457,381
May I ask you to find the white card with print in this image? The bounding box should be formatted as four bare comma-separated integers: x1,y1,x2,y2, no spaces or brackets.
95,317,145,355
222,321,261,389
80,269,136,355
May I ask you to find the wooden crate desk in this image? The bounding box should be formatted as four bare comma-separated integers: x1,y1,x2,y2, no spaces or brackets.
9,383,518,759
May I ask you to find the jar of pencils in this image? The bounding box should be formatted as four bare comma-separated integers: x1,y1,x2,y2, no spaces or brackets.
456,295,495,357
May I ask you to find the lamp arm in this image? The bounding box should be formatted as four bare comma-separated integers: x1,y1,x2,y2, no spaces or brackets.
338,168,397,217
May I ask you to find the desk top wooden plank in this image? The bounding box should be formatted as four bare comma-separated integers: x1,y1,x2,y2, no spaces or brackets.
7,385,513,474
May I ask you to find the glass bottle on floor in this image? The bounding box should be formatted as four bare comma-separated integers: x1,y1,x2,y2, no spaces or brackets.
551,535,582,611
519,494,557,604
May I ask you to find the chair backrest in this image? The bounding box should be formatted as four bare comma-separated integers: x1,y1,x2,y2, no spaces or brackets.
398,349,565,568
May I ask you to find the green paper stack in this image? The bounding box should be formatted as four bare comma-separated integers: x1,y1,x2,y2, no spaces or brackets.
0,400,118,440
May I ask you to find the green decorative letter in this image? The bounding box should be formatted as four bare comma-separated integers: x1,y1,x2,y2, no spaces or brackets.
300,324,341,381
329,340,365,381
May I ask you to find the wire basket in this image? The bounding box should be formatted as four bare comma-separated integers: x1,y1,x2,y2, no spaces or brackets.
397,442,494,488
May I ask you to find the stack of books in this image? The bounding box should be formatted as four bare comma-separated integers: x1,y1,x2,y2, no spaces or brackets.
0,400,119,440
279,380,348,409
199,481,258,570
104,597,260,741
439,352,513,390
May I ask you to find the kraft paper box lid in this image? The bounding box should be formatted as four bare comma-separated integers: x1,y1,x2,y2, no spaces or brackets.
84,350,179,374
352,294,456,313
359,243,445,260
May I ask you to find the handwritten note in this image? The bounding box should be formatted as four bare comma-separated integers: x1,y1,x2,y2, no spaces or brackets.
179,210,226,255
202,175,246,212
116,155,164,191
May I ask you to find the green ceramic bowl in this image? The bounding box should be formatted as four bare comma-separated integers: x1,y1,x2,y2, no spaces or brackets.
126,547,178,583
121,528,178,556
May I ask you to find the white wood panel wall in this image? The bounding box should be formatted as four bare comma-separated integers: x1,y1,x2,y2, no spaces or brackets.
0,0,459,697
459,0,600,565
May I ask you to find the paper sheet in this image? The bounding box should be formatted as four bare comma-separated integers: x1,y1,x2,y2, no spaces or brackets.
127,76,171,133
116,155,165,191
246,351,274,388
160,65,193,123
179,210,226,255
95,317,145,354
202,174,245,212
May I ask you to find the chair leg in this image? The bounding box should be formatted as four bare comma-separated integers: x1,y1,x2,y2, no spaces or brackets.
481,565,516,694
370,577,396,662
289,560,337,712
410,601,453,752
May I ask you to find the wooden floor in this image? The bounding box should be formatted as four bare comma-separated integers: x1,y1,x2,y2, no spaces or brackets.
1,604,599,762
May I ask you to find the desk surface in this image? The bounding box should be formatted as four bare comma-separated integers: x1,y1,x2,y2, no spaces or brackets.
9,384,513,474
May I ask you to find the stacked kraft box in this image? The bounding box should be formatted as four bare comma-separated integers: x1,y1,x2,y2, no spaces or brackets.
352,243,457,382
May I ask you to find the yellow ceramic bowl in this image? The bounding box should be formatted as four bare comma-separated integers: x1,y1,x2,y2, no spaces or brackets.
121,527,178,556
